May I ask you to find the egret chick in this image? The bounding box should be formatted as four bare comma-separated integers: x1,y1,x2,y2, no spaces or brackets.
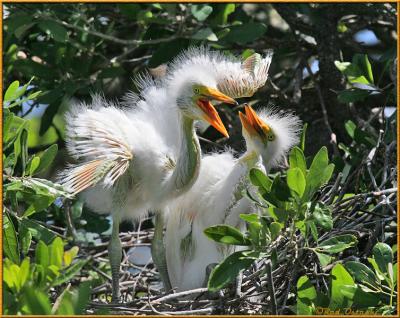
165,105,301,291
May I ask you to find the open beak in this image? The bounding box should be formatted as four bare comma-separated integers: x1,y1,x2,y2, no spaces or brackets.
197,99,229,137
202,87,238,105
239,105,271,138
196,87,237,138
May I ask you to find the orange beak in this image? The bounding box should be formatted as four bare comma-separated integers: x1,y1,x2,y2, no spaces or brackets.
239,105,271,138
202,87,238,105
197,99,229,137
196,87,237,138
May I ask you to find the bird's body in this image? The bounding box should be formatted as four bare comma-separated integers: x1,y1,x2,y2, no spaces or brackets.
165,106,301,291
60,47,273,300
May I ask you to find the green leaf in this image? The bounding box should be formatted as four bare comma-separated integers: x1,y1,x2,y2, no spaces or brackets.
18,257,30,289
35,240,50,269
338,89,370,103
53,259,88,286
318,234,358,254
3,213,19,264
289,146,307,176
38,20,68,42
340,285,380,307
300,123,308,152
4,80,20,102
20,128,28,175
372,242,393,274
208,251,254,291
329,263,354,310
23,287,52,314
312,203,333,230
191,5,213,21
345,261,378,287
353,54,374,84
50,237,64,268
192,27,218,41
19,222,32,256
303,146,329,201
213,4,235,25
36,144,58,175
74,281,92,314
249,168,272,193
297,275,317,314
21,218,58,244
287,167,306,197
314,251,333,267
204,225,250,246
28,156,40,175
270,222,282,240
63,246,79,267
224,22,267,44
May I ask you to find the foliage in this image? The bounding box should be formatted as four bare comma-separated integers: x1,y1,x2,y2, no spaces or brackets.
3,237,90,315
296,242,397,315
3,2,397,315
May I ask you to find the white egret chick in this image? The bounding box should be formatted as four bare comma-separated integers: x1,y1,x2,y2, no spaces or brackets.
165,105,301,291
59,65,237,301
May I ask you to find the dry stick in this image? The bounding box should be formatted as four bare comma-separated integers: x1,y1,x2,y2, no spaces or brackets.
266,261,277,315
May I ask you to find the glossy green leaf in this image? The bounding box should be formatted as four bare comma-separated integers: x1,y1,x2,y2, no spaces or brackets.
35,240,50,269
249,168,272,193
38,20,68,42
3,213,20,264
24,287,52,314
314,251,333,267
318,234,357,254
289,146,307,176
373,242,393,274
191,5,213,21
35,144,58,175
303,146,329,200
300,123,308,152
287,167,306,197
21,218,58,244
338,89,370,103
204,225,251,246
297,275,317,314
28,156,40,175
224,22,267,44
312,203,333,230
50,237,64,268
270,222,282,240
53,259,88,286
192,27,218,41
213,4,235,25
4,80,20,102
208,251,254,291
329,263,354,310
345,261,378,287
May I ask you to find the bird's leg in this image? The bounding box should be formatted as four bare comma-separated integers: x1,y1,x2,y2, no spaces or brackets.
109,215,122,302
151,212,172,292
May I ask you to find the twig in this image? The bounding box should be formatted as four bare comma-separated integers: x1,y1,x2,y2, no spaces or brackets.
266,261,277,315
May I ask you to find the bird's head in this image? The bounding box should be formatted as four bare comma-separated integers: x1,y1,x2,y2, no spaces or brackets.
239,105,301,169
175,77,237,138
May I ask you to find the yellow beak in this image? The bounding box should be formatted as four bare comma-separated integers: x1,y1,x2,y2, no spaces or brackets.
196,87,237,138
239,105,271,138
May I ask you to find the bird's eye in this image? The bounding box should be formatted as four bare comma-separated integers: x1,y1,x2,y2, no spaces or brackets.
194,88,200,94
267,133,275,141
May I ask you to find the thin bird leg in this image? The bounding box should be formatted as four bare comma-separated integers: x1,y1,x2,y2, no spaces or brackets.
151,212,172,292
109,214,122,302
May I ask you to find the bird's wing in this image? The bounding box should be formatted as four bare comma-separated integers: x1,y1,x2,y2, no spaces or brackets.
216,51,273,98
59,95,134,194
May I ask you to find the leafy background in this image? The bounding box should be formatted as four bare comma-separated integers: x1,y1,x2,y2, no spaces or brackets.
3,3,397,315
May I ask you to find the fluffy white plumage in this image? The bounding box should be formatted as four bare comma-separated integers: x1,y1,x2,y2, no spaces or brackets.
165,107,301,291
60,46,273,221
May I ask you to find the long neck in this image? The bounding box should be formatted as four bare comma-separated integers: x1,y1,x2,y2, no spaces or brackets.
167,115,201,196
238,150,262,170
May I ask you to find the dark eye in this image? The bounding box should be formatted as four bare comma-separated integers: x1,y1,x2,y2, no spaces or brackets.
194,88,200,94
267,133,275,141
